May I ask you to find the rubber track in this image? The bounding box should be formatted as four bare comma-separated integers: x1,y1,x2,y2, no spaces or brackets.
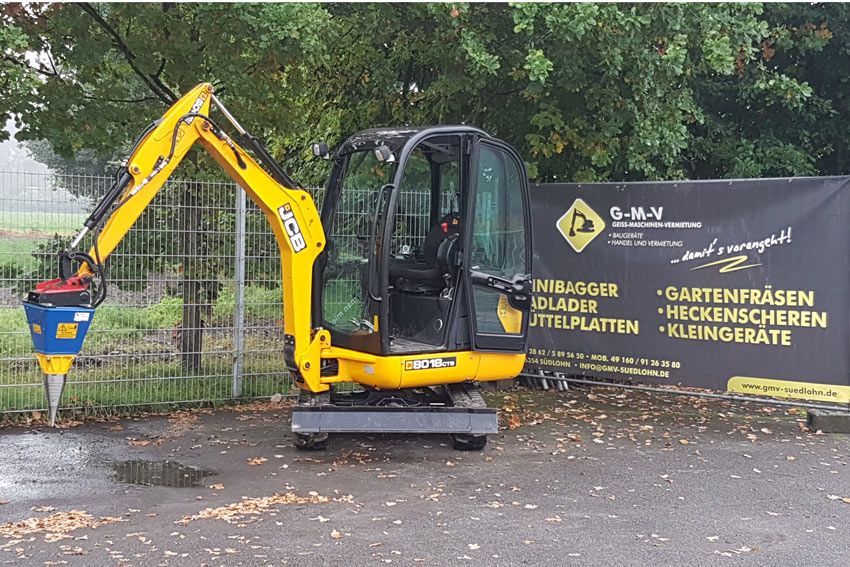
445,383,487,409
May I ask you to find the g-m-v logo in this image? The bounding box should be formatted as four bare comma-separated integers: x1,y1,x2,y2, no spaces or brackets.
278,204,307,253
556,198,605,253
404,357,457,371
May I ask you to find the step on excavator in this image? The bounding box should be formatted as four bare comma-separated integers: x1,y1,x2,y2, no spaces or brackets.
23,83,533,450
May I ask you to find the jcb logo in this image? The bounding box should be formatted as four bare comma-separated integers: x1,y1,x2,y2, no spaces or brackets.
404,357,457,371
278,204,307,253
183,93,208,125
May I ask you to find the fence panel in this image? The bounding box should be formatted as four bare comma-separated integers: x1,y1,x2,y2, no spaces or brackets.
0,171,290,413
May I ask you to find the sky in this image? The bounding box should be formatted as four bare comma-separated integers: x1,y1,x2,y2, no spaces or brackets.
0,121,87,213
0,120,48,173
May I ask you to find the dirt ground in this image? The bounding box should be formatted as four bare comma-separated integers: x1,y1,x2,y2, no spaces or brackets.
0,385,848,566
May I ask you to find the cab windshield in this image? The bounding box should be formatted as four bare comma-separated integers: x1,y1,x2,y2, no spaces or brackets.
341,149,395,194
320,149,395,334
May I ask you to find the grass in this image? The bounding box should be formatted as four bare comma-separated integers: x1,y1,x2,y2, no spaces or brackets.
0,284,294,413
0,237,39,271
0,352,292,413
0,210,87,235
0,285,284,353
0,210,87,273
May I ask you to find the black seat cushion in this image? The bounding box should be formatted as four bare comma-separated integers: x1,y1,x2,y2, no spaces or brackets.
388,213,461,292
389,262,443,285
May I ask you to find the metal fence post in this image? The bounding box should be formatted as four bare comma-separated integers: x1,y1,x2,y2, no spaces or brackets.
232,186,247,398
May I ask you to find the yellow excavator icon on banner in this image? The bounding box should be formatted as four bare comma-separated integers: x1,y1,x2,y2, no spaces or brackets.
557,198,605,253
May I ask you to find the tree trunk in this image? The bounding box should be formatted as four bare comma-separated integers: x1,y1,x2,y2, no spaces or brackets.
180,182,203,373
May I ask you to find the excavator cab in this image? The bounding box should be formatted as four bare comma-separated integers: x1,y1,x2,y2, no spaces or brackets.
21,84,532,450
315,127,532,358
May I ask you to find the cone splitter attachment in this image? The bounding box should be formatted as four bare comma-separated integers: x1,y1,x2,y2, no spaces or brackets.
23,301,94,427
43,373,67,427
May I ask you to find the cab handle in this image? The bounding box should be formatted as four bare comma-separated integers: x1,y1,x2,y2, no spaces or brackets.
469,270,532,310
368,183,393,302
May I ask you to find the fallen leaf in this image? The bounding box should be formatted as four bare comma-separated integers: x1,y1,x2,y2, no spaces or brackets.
508,413,522,430
827,495,850,504
177,492,332,525
331,529,342,539
0,511,122,539
246,457,268,466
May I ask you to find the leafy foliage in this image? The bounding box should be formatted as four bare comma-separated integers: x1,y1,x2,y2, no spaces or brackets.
2,3,849,183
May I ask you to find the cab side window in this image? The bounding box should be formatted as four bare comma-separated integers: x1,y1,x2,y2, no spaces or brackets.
471,146,526,277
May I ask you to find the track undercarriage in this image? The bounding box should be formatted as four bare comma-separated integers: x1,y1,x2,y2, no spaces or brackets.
292,383,495,451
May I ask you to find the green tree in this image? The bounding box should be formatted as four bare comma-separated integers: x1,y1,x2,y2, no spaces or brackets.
687,3,842,178
2,2,337,370
9,2,850,371
304,3,773,181
9,3,846,184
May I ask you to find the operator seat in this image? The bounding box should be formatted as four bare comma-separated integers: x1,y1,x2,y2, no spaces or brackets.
389,213,461,294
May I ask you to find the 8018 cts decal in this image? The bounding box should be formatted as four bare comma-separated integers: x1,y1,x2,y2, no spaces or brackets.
404,357,457,371
278,204,307,253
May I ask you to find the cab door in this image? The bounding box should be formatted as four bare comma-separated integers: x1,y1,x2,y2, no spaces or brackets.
465,139,532,352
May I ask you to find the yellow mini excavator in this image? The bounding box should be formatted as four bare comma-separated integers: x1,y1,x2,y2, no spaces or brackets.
23,83,532,450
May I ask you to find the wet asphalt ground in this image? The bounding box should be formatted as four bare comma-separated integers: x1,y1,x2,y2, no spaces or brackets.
0,385,848,566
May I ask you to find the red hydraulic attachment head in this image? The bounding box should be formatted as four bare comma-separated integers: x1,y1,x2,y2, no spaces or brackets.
27,275,93,307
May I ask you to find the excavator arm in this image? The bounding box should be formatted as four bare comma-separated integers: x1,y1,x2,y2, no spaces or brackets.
29,83,329,393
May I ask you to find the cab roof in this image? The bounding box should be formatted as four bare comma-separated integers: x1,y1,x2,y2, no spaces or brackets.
337,126,488,156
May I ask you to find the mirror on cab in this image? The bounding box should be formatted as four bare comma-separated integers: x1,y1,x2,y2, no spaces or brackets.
373,144,395,163
311,141,329,159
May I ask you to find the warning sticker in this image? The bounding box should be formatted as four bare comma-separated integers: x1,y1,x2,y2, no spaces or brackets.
32,323,42,335
56,323,78,339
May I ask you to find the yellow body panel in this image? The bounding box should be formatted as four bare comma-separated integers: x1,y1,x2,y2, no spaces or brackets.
323,347,526,390
35,354,75,376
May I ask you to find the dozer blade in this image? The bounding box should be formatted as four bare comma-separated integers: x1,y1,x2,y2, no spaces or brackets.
291,405,498,435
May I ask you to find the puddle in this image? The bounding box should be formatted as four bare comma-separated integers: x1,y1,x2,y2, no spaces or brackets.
113,460,215,487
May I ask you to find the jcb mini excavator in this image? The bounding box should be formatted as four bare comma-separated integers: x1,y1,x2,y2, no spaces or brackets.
23,83,532,450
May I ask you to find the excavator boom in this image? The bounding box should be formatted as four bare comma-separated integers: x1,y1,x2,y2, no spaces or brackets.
26,83,329,393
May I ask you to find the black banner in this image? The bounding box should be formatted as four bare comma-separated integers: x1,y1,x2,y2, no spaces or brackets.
526,177,850,405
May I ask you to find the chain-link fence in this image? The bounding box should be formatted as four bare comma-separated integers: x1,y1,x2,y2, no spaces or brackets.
0,170,303,414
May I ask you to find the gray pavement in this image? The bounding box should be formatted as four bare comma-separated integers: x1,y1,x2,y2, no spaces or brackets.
0,385,848,566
